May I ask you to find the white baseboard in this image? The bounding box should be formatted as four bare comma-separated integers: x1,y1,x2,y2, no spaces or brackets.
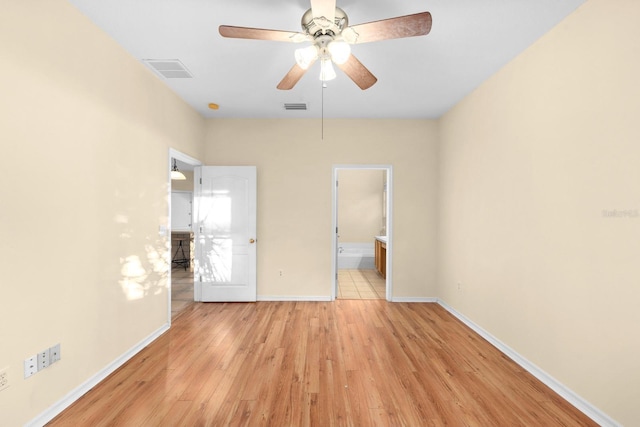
437,299,620,427
257,295,332,302
391,297,438,303
27,323,170,427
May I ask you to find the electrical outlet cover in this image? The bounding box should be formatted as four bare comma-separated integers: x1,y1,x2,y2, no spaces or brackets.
24,356,37,378
38,350,50,370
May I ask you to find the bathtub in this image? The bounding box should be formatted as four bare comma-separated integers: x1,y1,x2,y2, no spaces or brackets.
337,242,375,270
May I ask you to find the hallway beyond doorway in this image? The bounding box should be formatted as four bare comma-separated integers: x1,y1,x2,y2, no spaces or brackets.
171,268,194,318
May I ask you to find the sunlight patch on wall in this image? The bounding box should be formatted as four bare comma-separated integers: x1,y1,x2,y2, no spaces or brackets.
119,255,148,300
145,243,169,295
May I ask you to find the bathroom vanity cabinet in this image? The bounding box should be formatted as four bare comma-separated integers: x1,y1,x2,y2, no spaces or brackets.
375,236,386,279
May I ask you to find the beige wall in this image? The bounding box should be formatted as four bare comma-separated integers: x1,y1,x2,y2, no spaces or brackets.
437,0,640,424
338,169,385,243
205,119,438,299
0,1,204,425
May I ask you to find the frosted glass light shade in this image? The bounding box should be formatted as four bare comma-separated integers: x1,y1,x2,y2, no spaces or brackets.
327,41,351,64
319,59,336,81
295,45,319,70
171,170,186,180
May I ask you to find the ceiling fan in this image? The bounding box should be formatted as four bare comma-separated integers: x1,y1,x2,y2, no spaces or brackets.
219,0,432,90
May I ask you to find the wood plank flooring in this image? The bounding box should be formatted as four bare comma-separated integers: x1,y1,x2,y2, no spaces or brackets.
171,268,195,318
48,301,597,426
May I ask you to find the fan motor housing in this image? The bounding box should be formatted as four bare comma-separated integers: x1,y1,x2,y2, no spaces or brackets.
301,7,348,37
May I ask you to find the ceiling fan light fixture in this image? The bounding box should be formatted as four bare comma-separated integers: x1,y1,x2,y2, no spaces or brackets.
327,41,351,64
220,3,432,91
295,45,319,70
319,58,336,81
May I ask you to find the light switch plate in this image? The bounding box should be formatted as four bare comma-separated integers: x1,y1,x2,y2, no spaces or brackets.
50,343,61,363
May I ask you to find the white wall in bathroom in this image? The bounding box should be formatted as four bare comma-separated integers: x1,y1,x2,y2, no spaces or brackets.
337,169,385,244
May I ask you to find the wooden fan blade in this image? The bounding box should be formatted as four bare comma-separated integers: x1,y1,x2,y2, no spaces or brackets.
310,0,336,23
336,55,377,90
277,61,315,90
219,25,305,42
348,12,432,44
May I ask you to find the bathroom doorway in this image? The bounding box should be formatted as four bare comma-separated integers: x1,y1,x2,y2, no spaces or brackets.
332,165,392,301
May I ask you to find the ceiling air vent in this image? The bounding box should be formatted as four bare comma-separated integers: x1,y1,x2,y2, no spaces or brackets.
143,59,193,78
284,103,307,111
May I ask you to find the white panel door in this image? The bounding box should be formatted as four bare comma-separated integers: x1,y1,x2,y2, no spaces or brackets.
194,166,256,302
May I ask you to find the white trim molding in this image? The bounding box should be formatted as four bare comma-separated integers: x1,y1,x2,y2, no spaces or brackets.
437,299,621,427
27,324,170,427
392,297,439,303
257,296,332,302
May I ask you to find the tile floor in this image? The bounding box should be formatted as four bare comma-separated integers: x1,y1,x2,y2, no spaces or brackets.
171,267,194,318
338,269,386,300
171,268,385,314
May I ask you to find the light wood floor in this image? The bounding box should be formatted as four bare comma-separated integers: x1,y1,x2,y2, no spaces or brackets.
171,267,195,318
48,301,597,426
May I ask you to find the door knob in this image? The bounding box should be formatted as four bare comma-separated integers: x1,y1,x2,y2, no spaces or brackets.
249,238,256,244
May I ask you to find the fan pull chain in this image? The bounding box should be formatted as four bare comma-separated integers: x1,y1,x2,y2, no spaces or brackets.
321,81,325,140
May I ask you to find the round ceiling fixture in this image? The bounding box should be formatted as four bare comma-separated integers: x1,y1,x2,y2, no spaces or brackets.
301,7,349,37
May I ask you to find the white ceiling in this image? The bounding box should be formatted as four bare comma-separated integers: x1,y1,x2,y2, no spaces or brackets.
67,0,584,119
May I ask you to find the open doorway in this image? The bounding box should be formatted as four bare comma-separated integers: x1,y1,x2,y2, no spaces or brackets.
332,165,392,301
167,149,201,322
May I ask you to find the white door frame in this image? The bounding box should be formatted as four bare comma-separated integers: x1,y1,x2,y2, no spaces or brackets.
331,165,393,301
167,148,202,324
